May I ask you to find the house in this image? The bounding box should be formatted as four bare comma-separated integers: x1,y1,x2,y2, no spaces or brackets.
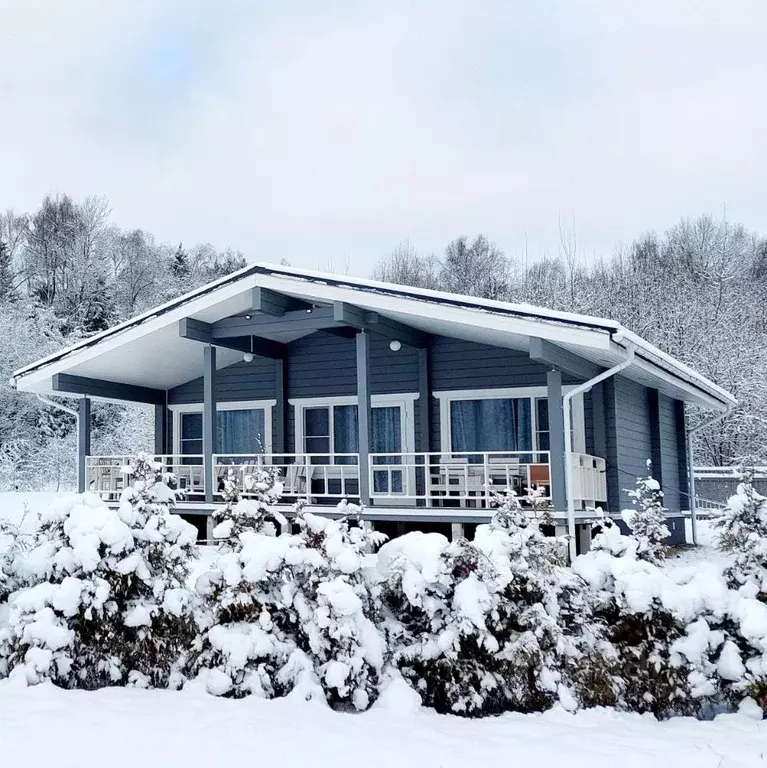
11,263,736,556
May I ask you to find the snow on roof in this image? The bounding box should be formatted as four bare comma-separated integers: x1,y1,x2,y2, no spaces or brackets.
11,261,736,409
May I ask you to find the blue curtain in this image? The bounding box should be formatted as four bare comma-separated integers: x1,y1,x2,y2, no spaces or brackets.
372,406,402,492
450,398,532,457
216,409,265,455
333,405,358,464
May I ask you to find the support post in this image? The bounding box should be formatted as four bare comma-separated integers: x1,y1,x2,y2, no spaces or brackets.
154,402,168,456
450,522,465,541
77,397,91,494
274,352,287,455
546,370,566,514
647,388,663,487
356,330,372,505
203,345,217,503
417,345,431,453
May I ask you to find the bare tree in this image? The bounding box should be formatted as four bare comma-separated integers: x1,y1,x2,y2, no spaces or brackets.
440,235,513,300
372,240,439,288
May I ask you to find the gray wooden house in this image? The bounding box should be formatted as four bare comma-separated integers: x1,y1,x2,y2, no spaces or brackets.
11,263,736,555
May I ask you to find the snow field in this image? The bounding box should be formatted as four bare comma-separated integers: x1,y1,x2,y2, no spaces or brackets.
0,678,765,768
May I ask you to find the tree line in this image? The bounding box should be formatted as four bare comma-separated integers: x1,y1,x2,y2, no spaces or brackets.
373,218,767,467
0,194,246,489
0,194,763,488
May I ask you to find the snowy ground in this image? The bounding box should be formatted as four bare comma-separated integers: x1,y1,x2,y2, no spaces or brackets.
0,491,65,530
0,679,765,768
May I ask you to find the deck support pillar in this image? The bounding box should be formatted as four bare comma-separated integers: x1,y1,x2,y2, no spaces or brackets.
450,522,464,541
77,396,91,493
203,345,217,503
547,370,567,513
356,329,372,506
154,402,168,456
274,352,287,455
417,345,431,452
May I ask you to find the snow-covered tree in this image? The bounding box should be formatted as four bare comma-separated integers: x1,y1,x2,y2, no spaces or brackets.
192,499,387,710
715,468,767,594
0,455,199,689
211,464,286,543
623,461,669,565
381,489,613,716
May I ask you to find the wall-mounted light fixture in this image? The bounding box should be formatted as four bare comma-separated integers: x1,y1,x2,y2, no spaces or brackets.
389,340,402,352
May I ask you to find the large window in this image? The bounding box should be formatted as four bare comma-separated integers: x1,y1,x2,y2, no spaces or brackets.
441,390,585,460
177,406,268,457
302,403,402,468
450,397,532,455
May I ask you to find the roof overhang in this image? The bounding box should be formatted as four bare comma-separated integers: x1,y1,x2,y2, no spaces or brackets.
11,262,736,412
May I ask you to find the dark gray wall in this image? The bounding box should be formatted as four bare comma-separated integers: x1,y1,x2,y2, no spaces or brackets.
168,332,582,455
658,393,681,513
603,376,686,516
426,337,584,450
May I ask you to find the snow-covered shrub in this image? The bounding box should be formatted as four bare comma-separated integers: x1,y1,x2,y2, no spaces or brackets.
211,463,286,544
0,455,199,689
576,511,736,717
715,468,767,594
380,490,614,716
192,499,387,710
622,462,669,565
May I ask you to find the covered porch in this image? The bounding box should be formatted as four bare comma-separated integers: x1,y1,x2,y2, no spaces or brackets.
85,449,607,510
73,285,609,522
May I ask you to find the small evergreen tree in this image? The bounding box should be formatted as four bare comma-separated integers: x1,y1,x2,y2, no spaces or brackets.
0,455,199,688
211,464,286,543
382,489,613,716
171,244,190,281
193,497,387,709
623,461,669,564
715,468,767,594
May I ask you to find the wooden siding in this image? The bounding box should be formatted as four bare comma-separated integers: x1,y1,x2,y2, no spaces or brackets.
658,393,682,513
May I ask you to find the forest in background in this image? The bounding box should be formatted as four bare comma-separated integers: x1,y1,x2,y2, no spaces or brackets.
373,217,767,468
0,194,246,490
1,193,764,490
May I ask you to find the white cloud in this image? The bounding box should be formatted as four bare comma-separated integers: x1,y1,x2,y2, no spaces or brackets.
1,0,766,273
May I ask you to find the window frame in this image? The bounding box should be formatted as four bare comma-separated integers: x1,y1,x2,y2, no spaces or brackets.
289,394,417,458
169,400,276,456
433,387,586,457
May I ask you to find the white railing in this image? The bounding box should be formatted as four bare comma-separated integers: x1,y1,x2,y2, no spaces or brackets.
86,450,607,507
85,455,205,500
570,453,608,506
367,451,552,506
214,453,359,501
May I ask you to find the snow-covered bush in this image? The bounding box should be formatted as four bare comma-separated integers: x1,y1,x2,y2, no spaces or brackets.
380,490,614,716
715,468,767,594
574,507,766,718
622,461,669,565
0,455,199,689
192,499,387,710
211,463,286,544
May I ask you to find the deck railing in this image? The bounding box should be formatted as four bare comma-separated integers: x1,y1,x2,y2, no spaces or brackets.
85,455,205,501
86,451,607,507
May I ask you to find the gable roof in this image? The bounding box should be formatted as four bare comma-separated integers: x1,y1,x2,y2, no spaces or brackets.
12,261,736,411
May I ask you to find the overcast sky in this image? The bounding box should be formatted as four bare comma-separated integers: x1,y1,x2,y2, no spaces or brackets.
1,1,766,275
